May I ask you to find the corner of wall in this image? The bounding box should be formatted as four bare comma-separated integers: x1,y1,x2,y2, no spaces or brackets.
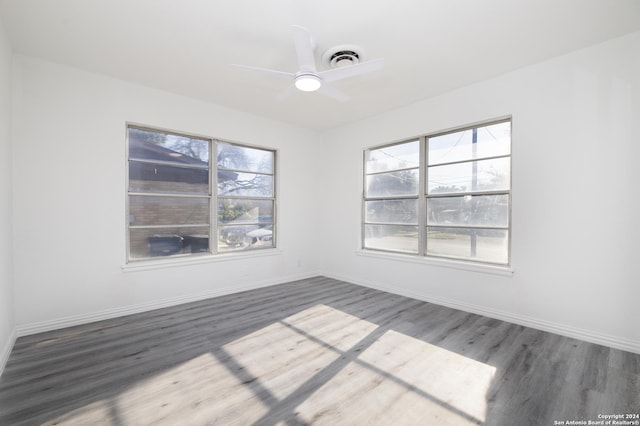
0,329,16,377
0,11,17,379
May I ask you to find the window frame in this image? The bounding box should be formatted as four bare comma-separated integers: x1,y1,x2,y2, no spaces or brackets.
362,117,512,267
362,139,422,255
125,124,277,263
215,140,277,255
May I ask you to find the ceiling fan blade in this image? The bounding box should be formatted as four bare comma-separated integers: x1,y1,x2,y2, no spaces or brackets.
319,58,385,83
290,25,317,73
318,84,350,102
275,84,297,101
231,64,294,80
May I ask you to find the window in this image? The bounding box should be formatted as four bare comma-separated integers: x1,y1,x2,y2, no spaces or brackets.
363,140,421,254
216,142,275,253
127,126,275,262
363,118,511,265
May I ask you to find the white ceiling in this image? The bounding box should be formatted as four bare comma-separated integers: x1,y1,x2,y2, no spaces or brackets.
1,0,639,131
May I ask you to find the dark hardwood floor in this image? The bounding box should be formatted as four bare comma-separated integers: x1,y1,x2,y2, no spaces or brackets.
0,276,638,425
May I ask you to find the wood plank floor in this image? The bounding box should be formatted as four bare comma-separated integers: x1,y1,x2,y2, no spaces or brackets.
0,276,638,425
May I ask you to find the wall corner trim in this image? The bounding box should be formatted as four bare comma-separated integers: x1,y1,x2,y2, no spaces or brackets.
0,328,17,378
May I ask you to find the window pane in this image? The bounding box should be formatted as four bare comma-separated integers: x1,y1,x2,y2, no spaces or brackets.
217,172,274,197
218,199,273,225
365,199,418,224
366,140,420,173
129,195,210,226
428,157,510,194
364,224,418,254
129,128,209,165
218,143,274,173
129,226,210,259
426,227,508,264
427,194,509,227
428,121,510,165
218,224,274,252
129,161,209,194
366,169,419,197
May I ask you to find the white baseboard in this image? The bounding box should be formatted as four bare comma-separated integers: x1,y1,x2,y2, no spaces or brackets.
13,270,640,356
322,271,640,355
0,328,16,377
15,272,319,337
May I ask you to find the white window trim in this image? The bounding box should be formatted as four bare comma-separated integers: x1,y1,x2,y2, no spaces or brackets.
355,249,514,276
121,248,284,272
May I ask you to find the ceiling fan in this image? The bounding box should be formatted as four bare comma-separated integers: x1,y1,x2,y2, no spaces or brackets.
233,25,384,102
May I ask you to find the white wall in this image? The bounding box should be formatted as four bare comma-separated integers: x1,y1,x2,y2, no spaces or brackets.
11,57,323,329
320,31,640,352
8,30,640,354
0,18,15,372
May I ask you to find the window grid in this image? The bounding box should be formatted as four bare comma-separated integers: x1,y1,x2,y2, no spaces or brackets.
126,125,275,262
363,139,421,255
216,141,276,255
363,118,511,266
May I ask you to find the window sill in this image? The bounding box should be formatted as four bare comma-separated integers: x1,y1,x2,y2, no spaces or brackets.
122,248,283,272
355,249,514,276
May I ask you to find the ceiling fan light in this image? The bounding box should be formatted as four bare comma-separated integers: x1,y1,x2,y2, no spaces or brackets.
295,74,321,92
